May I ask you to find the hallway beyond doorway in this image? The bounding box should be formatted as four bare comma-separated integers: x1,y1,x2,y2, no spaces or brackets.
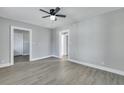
14,55,29,63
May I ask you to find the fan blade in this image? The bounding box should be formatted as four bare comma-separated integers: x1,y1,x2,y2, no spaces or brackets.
54,7,60,14
56,14,66,18
42,15,50,18
40,9,50,14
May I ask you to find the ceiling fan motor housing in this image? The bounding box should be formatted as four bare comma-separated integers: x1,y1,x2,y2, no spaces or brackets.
50,9,55,15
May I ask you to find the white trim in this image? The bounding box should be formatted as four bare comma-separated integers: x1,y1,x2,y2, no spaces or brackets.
51,55,61,58
1,55,52,68
0,63,12,68
68,59,124,76
10,26,32,65
59,29,70,58
10,26,14,65
31,55,52,61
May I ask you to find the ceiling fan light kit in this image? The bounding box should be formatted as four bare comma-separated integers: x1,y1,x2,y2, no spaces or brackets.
50,15,56,21
40,7,66,21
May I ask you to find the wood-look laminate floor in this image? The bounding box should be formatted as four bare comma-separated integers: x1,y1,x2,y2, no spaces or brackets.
0,57,124,85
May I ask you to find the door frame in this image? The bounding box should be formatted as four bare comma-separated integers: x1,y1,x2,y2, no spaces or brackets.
10,26,32,65
59,29,70,59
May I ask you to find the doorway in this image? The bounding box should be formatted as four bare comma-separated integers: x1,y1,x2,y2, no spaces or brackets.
59,30,69,60
10,26,32,65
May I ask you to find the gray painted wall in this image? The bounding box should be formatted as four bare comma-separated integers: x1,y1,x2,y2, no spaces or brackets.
52,8,124,71
0,17,51,65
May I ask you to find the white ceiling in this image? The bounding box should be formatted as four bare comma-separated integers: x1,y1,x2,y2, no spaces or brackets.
0,7,121,29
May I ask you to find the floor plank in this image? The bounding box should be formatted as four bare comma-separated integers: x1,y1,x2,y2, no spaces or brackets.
0,57,124,85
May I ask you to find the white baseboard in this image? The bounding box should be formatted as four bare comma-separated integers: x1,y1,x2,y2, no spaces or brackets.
31,55,61,61
68,59,124,76
30,55,52,61
0,55,52,68
0,63,12,68
51,55,60,58
2,56,124,76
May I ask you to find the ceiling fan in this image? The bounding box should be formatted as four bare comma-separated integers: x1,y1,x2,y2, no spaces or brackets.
39,7,66,21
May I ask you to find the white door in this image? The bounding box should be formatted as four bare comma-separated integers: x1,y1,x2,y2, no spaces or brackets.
14,31,23,56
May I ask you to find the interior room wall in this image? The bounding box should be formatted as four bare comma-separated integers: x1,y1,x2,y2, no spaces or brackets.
23,31,29,55
52,8,124,72
14,30,23,56
0,17,51,66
